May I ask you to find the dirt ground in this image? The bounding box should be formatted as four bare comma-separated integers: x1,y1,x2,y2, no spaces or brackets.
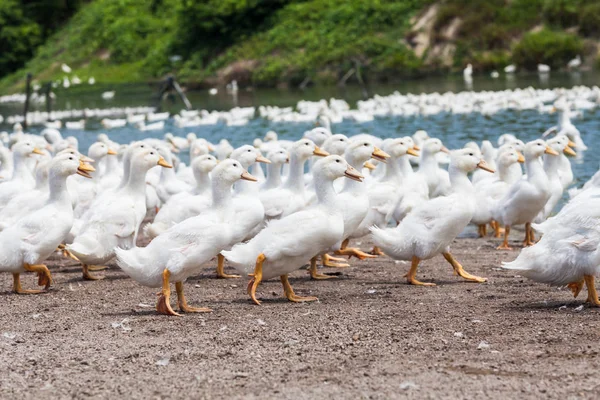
1,228,600,399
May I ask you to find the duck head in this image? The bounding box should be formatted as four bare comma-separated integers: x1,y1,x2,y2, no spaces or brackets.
496,148,523,169
313,155,363,183
303,127,332,146
12,140,44,158
231,145,271,169
50,152,95,179
421,138,449,156
524,139,558,160
211,159,256,184
322,134,350,156
266,147,289,165
290,138,329,161
88,142,116,161
451,148,494,173
192,154,218,178
384,138,420,159
345,139,390,165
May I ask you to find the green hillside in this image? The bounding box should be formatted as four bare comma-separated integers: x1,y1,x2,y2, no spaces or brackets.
2,0,600,92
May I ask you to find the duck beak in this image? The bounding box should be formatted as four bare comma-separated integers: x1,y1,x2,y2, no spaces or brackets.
77,160,96,179
476,160,495,173
208,144,215,152
568,139,576,148
157,157,173,168
80,155,94,163
517,152,525,163
313,146,329,157
371,147,390,163
344,165,364,182
549,107,557,113
107,148,117,155
285,157,290,164
563,145,577,157
241,171,257,182
440,146,450,154
364,161,376,170
256,155,271,164
170,146,180,154
407,148,420,157
32,148,44,155
545,146,559,156
413,145,420,151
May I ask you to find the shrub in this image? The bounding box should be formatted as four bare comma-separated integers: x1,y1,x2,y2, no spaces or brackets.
542,0,582,28
512,29,583,70
579,3,600,37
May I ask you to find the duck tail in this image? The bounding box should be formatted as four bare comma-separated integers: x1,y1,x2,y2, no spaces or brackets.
370,225,399,255
66,235,102,262
502,242,557,284
143,222,166,240
115,247,150,284
221,243,257,276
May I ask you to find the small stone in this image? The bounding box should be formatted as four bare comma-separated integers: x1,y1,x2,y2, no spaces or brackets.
284,339,299,347
559,305,567,310
400,381,418,390
574,305,584,312
454,332,463,338
155,357,170,366
352,333,360,341
472,319,482,323
256,319,266,326
366,289,376,294
230,284,238,288
3,332,16,339
477,341,490,350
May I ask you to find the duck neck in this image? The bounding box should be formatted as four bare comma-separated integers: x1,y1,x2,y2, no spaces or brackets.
543,155,560,179
123,164,149,196
194,171,211,194
105,155,118,176
418,151,438,175
397,155,414,178
525,157,548,186
283,154,307,193
265,162,283,188
117,154,132,189
313,173,337,209
449,165,474,195
235,163,258,195
382,157,401,182
47,173,72,206
11,153,32,182
91,156,105,179
558,110,570,127
211,179,233,212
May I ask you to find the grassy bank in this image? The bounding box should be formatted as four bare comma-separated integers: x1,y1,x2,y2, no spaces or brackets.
1,0,600,93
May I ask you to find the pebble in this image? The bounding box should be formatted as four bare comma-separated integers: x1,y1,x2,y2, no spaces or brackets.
477,341,490,350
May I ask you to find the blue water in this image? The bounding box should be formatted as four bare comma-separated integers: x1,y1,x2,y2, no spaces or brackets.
1,72,598,189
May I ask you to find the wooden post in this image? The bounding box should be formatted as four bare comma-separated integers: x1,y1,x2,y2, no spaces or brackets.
23,73,32,129
171,78,192,110
155,75,192,111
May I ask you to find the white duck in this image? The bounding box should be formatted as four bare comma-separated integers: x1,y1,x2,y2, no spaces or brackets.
223,155,363,304
493,140,557,249
416,138,451,197
0,141,43,211
155,145,191,204
0,153,94,293
260,148,289,191
370,149,493,286
67,148,172,280
116,160,257,316
503,187,600,307
144,155,218,239
544,100,587,150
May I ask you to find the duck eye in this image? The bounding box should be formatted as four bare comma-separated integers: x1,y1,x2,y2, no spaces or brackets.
150,152,154,155
247,149,251,152
336,159,340,163
69,157,73,160
469,153,473,156
233,163,237,167
305,143,309,146
364,143,368,146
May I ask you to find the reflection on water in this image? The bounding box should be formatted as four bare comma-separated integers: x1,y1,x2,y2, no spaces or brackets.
0,72,598,198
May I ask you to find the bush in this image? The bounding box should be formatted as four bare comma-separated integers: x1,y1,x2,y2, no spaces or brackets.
579,3,600,37
542,0,582,28
512,29,583,70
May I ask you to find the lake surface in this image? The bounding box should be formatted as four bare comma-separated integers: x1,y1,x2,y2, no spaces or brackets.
0,71,598,192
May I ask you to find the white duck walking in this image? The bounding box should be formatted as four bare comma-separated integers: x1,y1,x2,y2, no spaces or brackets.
116,160,257,316
370,149,493,286
0,141,43,211
0,153,94,293
223,155,363,304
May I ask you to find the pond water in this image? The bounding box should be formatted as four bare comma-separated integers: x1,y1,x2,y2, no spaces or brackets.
0,71,598,192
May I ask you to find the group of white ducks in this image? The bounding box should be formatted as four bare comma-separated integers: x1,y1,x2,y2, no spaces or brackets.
0,102,598,315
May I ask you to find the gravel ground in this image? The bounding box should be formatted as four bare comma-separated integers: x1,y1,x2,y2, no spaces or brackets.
1,230,600,399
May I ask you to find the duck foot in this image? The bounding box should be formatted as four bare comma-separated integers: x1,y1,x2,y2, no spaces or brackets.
247,253,265,305
24,263,53,290
370,246,385,256
496,225,513,250
156,269,181,316
82,264,104,281
404,256,436,286
490,220,504,238
334,247,377,260
57,244,80,261
477,224,487,237
568,279,584,298
87,265,107,271
442,253,487,283
12,273,44,294
216,254,240,279
175,282,212,313
281,275,318,303
584,275,600,307
310,257,336,280
321,254,350,268
522,222,536,247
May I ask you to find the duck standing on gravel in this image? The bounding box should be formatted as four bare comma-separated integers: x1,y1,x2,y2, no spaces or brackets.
370,149,493,286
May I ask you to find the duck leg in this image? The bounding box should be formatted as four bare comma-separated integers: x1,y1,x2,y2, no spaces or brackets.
334,238,377,260
496,225,513,250
12,273,43,294
370,246,385,256
156,269,181,316
24,263,53,289
216,254,240,279
310,256,336,280
321,254,350,268
280,274,318,303
175,282,212,313
82,264,104,281
247,253,265,305
523,222,535,247
477,224,487,237
442,253,487,283
491,220,504,238
567,279,585,298
57,244,80,261
584,275,600,306
404,256,436,286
